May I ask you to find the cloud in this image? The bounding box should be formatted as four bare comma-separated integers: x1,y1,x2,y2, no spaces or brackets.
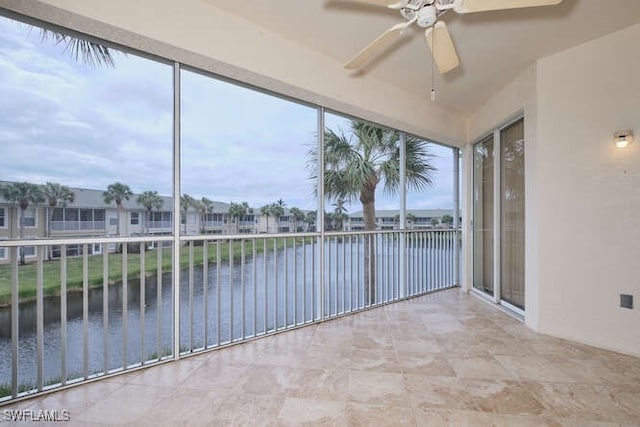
0,15,455,213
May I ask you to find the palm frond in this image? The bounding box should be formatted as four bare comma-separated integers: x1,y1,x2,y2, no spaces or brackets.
40,29,117,68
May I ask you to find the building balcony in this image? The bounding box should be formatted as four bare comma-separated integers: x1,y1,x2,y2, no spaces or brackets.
148,220,172,230
202,221,226,228
50,221,106,232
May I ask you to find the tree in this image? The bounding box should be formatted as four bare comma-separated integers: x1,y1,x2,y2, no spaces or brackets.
136,191,163,235
331,198,349,231
431,218,439,228
441,214,453,227
269,202,285,232
40,29,116,68
198,197,214,234
228,202,249,234
42,182,75,237
102,183,133,236
0,182,45,264
305,211,317,232
324,211,335,231
180,194,195,234
289,207,305,232
260,204,272,233
309,120,436,304
406,213,416,229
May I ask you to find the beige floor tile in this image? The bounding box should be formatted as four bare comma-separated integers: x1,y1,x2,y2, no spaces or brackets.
397,353,456,377
412,409,623,427
277,397,347,426
448,355,517,380
525,381,640,424
177,363,248,393
73,383,173,424
393,337,442,355
352,331,394,351
350,349,401,373
348,371,409,407
2,380,124,420
310,329,353,349
126,359,202,387
493,355,578,382
345,402,416,426
301,344,352,370
211,392,285,426
405,375,545,416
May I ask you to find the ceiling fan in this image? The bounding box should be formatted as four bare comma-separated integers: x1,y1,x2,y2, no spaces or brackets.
343,0,562,74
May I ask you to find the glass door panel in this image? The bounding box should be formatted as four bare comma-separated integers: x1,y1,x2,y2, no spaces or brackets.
472,136,494,295
500,119,525,310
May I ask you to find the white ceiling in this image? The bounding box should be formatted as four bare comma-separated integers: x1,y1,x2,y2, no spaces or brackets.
205,0,640,115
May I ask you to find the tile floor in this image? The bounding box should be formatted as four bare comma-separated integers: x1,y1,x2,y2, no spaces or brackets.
2,289,640,426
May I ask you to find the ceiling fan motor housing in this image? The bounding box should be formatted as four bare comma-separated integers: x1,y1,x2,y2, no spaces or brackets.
416,5,437,27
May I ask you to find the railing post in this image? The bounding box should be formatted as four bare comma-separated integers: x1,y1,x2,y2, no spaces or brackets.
399,132,407,298
317,107,325,321
172,61,182,359
453,147,460,286
10,246,18,398
36,246,44,391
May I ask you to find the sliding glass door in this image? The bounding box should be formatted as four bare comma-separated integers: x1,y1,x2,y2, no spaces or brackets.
472,118,525,312
472,135,494,295
500,120,525,310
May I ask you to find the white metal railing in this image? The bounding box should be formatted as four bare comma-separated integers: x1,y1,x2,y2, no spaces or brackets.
0,229,459,403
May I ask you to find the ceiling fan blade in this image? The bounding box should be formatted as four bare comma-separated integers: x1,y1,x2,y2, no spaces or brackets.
345,22,408,70
453,0,562,14
335,0,408,9
425,22,459,74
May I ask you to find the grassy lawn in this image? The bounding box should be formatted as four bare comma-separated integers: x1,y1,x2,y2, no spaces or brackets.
0,237,310,306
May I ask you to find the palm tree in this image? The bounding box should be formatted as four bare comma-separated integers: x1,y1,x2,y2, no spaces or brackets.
441,214,453,227
136,191,163,235
309,120,436,304
260,204,272,233
180,194,195,234
0,182,45,264
42,182,75,237
406,213,416,229
332,198,349,231
198,197,214,234
324,211,335,231
102,182,133,236
40,29,116,68
190,199,204,233
42,182,75,260
289,207,305,232
228,202,249,234
431,218,439,228
270,202,285,233
305,211,317,232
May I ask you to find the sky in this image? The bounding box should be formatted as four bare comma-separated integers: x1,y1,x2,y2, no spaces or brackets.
0,15,456,214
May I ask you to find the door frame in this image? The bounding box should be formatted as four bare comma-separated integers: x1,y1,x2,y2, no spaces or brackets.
470,113,525,317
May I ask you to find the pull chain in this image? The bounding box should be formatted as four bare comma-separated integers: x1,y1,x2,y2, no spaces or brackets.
431,25,436,101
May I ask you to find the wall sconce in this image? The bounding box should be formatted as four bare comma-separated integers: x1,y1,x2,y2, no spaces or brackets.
614,130,634,148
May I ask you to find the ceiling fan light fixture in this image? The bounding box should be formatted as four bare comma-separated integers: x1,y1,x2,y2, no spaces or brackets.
416,5,437,28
